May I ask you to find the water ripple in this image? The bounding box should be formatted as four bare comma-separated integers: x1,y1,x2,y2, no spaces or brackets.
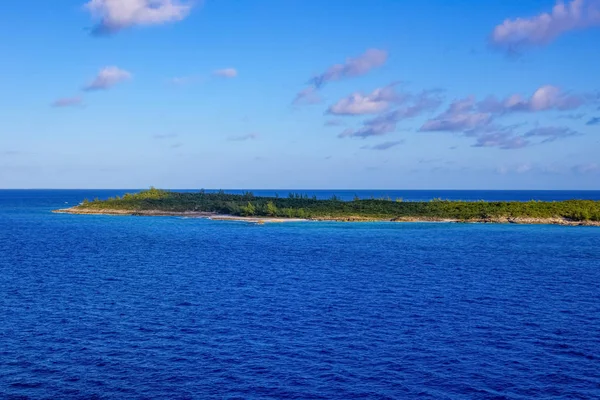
1,191,600,398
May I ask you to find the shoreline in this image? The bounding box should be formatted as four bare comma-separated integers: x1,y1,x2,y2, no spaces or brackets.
52,207,600,226
52,207,307,224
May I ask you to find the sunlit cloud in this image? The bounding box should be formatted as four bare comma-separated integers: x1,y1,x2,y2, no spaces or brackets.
83,66,132,91
340,90,443,138
292,86,322,106
491,0,600,52
294,49,387,106
420,97,492,132
328,84,405,116
479,85,585,113
85,0,195,35
309,49,388,88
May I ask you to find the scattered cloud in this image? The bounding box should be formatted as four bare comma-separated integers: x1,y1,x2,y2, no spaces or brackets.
472,130,530,150
1,151,21,156
85,0,195,35
213,68,238,78
479,85,584,113
421,97,492,132
523,126,580,143
292,86,322,106
51,96,84,108
340,90,443,138
309,49,388,88
337,112,401,138
83,66,132,91
490,0,600,52
170,142,183,149
496,163,574,175
464,125,579,149
169,68,237,85
497,162,600,175
557,113,586,120
327,84,404,116
586,116,600,125
421,85,590,142
497,163,535,174
398,90,445,118
294,49,387,106
228,133,258,141
361,141,404,150
572,162,600,174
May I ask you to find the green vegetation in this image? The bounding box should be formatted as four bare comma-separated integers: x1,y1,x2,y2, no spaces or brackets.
74,188,600,222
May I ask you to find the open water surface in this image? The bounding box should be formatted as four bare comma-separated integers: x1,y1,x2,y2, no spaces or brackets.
1,190,599,399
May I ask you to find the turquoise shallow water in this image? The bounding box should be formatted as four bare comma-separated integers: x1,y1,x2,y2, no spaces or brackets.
1,190,600,399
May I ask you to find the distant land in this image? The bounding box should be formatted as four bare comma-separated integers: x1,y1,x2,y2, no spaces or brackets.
53,188,600,226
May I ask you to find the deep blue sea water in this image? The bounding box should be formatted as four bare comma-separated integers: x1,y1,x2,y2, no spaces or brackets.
1,190,600,399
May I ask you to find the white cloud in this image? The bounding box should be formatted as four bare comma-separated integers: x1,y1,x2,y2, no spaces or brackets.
84,66,132,91
213,68,238,78
294,48,388,106
339,90,443,138
422,85,589,134
479,85,584,113
85,0,195,34
420,97,492,132
328,84,403,116
51,96,84,108
491,0,600,51
309,49,388,88
497,163,534,174
292,86,322,106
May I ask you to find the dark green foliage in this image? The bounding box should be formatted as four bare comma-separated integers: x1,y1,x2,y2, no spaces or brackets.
79,188,600,221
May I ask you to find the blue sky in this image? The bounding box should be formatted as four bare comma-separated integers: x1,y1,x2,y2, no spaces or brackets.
1,0,599,189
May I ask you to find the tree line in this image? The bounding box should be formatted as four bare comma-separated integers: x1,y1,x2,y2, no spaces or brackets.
77,188,600,222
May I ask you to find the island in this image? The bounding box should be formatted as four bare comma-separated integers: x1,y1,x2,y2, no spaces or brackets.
52,188,600,226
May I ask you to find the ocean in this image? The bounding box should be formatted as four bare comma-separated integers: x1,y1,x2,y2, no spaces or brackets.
1,190,599,399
